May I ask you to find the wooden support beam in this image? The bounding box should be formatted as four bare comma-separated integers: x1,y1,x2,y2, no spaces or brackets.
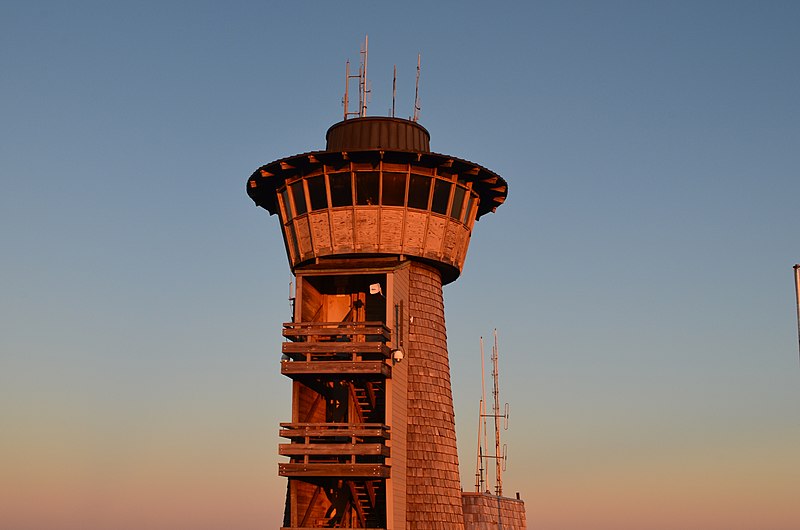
300,393,324,424
280,527,386,530
365,480,377,508
281,360,391,379
283,327,390,339
365,382,377,409
283,321,390,335
279,463,390,478
348,481,367,527
282,342,391,357
299,485,321,528
279,443,390,457
279,423,390,440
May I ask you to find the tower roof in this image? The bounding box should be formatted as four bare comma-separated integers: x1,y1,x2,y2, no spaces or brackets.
247,117,507,219
326,117,431,152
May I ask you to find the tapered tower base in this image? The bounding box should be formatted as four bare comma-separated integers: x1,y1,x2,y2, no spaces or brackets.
406,263,464,529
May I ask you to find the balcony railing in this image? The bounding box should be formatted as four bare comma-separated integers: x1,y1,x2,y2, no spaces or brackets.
281,322,393,376
278,422,391,478
282,321,391,342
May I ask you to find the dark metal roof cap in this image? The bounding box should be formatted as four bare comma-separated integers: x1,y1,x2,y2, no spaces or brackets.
326,117,430,152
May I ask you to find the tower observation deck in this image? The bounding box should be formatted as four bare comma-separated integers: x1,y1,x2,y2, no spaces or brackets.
247,115,508,529
248,117,507,284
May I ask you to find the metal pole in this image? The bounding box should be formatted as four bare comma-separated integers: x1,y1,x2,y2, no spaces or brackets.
361,35,368,117
392,64,397,118
481,337,489,492
492,329,502,496
413,54,421,122
343,60,350,120
475,399,483,492
794,264,800,363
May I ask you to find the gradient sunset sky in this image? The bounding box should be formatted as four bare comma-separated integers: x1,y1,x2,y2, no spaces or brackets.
2,2,799,529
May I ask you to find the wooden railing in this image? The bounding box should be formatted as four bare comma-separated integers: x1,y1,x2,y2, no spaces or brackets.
279,422,390,440
279,422,391,470
282,321,391,342
282,321,392,363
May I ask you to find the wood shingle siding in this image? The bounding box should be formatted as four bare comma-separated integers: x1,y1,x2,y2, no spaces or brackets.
405,263,465,529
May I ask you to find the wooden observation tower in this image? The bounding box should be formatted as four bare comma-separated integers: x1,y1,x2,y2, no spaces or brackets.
246,53,508,529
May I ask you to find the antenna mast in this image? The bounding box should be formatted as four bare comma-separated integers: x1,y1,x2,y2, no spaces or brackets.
475,337,489,492
475,330,510,496
361,35,369,117
794,265,800,363
412,54,421,122
343,36,370,120
391,65,397,118
491,329,505,496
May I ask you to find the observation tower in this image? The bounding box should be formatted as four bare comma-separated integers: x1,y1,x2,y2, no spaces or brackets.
246,51,508,530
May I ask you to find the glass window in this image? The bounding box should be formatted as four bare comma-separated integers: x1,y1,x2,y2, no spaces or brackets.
462,196,475,224
356,171,380,205
381,172,406,206
290,181,307,216
408,174,431,210
431,179,452,215
287,223,300,260
329,172,352,207
307,175,328,211
280,187,292,221
450,185,466,220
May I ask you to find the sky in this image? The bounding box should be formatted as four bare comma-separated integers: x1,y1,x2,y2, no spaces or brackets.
1,1,799,529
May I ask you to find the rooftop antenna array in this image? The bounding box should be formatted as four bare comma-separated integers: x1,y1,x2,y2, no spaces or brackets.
474,329,509,496
342,38,422,121
343,35,370,120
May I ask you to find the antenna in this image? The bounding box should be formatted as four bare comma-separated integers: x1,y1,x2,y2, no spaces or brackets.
344,40,422,122
794,264,800,363
412,53,421,122
392,64,397,118
361,35,369,118
491,329,506,496
475,337,489,492
343,36,370,120
475,330,510,496
288,280,296,320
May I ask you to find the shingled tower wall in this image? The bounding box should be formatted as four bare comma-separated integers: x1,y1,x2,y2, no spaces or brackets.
406,263,463,528
246,117,507,529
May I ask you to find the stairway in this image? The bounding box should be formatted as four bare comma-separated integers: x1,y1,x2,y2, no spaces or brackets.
350,480,385,528
351,381,385,425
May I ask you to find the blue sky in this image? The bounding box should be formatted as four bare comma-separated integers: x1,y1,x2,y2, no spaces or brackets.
1,2,799,529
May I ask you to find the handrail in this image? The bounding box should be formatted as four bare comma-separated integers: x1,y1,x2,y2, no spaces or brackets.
279,422,391,440
280,422,389,429
283,321,388,329
282,321,391,342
